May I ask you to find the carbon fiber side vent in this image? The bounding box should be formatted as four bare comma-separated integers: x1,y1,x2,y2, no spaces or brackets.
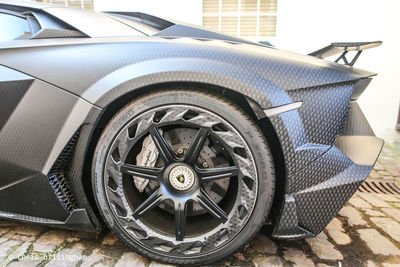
47,128,81,212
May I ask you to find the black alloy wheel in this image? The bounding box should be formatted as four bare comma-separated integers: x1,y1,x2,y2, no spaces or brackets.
92,89,275,265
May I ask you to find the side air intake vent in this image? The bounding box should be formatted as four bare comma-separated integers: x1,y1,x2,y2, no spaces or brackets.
48,128,81,212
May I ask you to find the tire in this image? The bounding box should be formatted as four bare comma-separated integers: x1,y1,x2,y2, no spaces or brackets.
92,89,275,265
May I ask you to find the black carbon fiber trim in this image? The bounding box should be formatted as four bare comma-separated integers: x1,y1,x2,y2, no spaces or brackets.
269,82,354,175
47,129,81,212
342,102,375,136
273,145,375,238
272,102,383,239
66,119,104,232
0,208,96,232
0,79,32,132
272,195,313,238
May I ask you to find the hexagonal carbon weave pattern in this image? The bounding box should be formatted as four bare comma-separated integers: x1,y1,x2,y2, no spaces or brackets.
269,82,354,175
47,129,80,212
273,145,374,238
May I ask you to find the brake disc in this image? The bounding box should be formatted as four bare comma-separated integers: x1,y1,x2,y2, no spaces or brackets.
134,128,230,216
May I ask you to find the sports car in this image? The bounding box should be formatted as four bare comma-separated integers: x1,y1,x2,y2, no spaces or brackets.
0,1,383,265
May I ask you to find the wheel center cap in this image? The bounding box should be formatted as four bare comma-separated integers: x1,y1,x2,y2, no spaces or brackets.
169,165,195,191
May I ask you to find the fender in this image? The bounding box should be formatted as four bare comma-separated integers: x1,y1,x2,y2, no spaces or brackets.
82,57,293,109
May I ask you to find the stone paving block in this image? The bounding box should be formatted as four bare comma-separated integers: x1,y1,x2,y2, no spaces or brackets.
358,193,391,208
252,233,278,254
81,248,108,267
391,202,400,208
362,208,385,217
4,224,44,243
382,208,400,222
0,240,22,262
253,255,283,267
387,168,400,177
115,252,147,267
348,195,372,209
0,227,9,236
66,236,80,243
306,232,343,260
370,217,400,242
0,237,7,244
33,230,69,253
14,224,44,237
339,206,367,226
7,257,42,267
378,170,392,177
375,194,400,202
1,241,31,267
357,229,400,256
368,170,380,179
367,260,378,267
374,163,385,171
74,231,97,239
234,252,246,261
102,232,120,246
326,218,351,245
3,233,35,242
382,263,400,267
283,248,314,267
46,247,85,267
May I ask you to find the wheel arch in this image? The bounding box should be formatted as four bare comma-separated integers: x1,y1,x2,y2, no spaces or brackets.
80,82,286,229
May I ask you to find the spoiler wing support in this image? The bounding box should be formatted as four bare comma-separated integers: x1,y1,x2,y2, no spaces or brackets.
309,41,382,66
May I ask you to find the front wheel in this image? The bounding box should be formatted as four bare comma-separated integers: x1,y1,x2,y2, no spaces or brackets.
92,89,275,265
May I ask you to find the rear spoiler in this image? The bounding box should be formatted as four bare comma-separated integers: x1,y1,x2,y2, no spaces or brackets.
309,41,382,66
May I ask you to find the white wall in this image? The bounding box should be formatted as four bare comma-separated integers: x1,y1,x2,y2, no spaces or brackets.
275,0,400,140
94,0,203,25
94,0,400,140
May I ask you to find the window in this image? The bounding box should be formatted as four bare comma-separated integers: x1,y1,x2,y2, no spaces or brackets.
0,13,31,41
34,0,94,9
203,0,277,39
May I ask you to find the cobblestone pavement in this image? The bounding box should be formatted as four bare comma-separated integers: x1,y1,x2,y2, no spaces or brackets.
0,142,400,267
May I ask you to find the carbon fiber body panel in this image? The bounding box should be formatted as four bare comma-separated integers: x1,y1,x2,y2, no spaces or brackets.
0,65,99,225
0,2,382,239
272,103,383,238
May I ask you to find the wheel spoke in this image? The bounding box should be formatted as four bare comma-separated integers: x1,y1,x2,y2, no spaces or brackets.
184,127,208,164
196,188,228,223
120,163,162,181
174,202,187,241
149,125,175,164
132,189,164,219
197,166,239,182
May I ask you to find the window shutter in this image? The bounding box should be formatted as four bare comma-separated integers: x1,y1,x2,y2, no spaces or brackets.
240,16,256,36
202,0,277,38
259,15,276,36
260,0,277,13
221,0,238,13
221,16,237,35
203,0,218,13
203,16,219,31
241,0,257,13
34,0,94,9
68,0,82,8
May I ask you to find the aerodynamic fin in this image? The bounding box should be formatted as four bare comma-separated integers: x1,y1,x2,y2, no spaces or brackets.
309,41,382,66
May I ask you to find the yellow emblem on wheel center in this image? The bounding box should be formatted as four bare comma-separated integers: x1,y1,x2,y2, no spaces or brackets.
177,174,185,184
